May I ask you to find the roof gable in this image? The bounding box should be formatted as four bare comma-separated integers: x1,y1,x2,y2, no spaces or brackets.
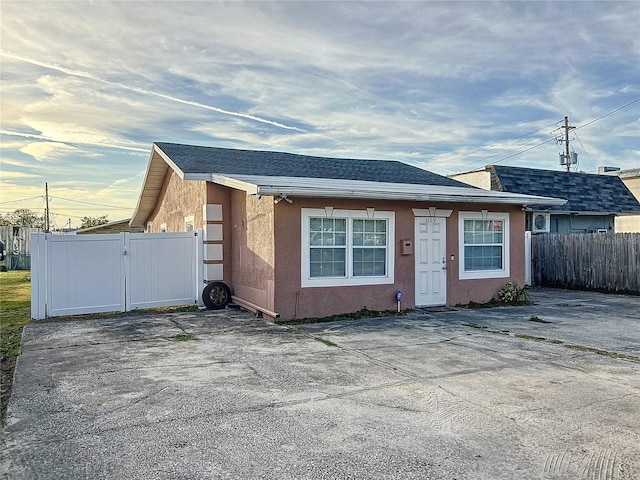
489,165,640,213
154,142,466,188
129,143,566,227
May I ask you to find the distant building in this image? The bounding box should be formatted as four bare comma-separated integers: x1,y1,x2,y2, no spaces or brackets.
75,218,144,235
450,165,640,234
601,168,640,233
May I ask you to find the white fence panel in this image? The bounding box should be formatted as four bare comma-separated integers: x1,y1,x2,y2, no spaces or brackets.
525,231,532,286
126,232,199,310
31,231,203,319
31,233,47,320
46,234,125,317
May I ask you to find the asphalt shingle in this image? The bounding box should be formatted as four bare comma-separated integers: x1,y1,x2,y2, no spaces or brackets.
155,142,468,188
489,165,640,213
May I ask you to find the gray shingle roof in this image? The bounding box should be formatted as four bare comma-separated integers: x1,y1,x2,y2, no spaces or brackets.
155,142,468,188
489,165,640,213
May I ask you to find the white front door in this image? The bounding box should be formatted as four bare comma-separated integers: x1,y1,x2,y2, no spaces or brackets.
415,216,447,306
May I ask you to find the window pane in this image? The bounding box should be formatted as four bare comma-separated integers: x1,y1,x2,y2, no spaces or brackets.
322,233,335,246
464,246,502,271
310,218,346,246
334,218,346,232
464,219,503,245
310,247,346,277
353,219,387,247
353,232,363,246
310,218,322,231
353,248,386,276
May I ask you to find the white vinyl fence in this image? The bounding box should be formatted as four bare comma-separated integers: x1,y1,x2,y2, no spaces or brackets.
31,232,203,319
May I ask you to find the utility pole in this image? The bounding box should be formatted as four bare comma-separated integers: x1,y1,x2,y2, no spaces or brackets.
44,182,50,233
559,116,575,172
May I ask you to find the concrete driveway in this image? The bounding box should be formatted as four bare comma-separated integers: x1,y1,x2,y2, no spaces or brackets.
2,288,639,479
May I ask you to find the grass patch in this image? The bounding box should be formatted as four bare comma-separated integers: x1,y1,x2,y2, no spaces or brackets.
458,298,533,309
313,336,338,347
463,322,488,330
515,333,547,342
564,344,638,361
47,304,201,323
277,307,408,326
1,270,31,425
171,333,196,341
529,315,552,323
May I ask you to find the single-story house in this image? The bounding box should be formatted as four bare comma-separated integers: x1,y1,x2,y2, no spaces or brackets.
450,165,640,234
601,168,640,233
75,218,144,235
130,143,564,321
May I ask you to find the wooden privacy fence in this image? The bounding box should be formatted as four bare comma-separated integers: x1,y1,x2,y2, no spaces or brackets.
533,233,640,294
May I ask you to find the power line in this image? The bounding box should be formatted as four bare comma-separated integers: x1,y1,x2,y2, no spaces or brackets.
453,122,559,170
48,195,132,209
576,98,640,131
486,98,640,167
573,131,596,172
488,137,557,165
0,195,44,205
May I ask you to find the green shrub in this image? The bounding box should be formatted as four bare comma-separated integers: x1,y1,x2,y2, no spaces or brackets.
497,282,530,304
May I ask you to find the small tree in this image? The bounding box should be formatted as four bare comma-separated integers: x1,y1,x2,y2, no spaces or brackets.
0,209,45,228
80,215,109,229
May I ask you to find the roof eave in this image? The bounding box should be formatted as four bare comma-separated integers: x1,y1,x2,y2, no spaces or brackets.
129,143,186,228
211,175,567,206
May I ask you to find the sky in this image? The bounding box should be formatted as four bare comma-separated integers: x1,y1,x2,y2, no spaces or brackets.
1,1,639,228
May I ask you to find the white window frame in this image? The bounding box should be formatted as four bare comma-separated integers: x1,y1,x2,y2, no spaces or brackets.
458,211,510,280
301,208,395,288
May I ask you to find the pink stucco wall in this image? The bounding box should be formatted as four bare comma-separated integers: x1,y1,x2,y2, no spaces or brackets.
229,191,277,314
272,197,525,320
149,170,207,232
446,208,525,306
147,174,526,320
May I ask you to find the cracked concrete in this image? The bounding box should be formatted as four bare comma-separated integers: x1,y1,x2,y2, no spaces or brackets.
1,288,639,479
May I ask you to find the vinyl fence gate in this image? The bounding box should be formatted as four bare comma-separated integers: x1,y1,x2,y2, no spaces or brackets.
31,232,203,320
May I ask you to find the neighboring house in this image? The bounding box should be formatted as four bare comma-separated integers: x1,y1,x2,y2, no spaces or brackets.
0,225,41,270
601,168,640,233
451,165,640,234
130,143,563,320
75,218,144,235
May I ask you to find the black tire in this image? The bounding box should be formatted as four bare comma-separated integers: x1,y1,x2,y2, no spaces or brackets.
202,281,231,310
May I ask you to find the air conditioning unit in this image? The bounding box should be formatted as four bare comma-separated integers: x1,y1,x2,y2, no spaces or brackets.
531,213,550,233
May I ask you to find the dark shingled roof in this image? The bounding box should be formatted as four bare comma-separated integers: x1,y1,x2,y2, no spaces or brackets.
155,142,468,188
489,165,640,213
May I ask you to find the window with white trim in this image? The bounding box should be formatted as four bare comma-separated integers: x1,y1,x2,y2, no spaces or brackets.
458,212,510,280
302,209,394,287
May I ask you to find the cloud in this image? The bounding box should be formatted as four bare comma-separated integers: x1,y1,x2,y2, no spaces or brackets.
1,51,304,132
1,0,639,219
0,171,40,179
20,141,84,162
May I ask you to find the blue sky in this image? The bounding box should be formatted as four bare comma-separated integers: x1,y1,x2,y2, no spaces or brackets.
1,1,639,227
